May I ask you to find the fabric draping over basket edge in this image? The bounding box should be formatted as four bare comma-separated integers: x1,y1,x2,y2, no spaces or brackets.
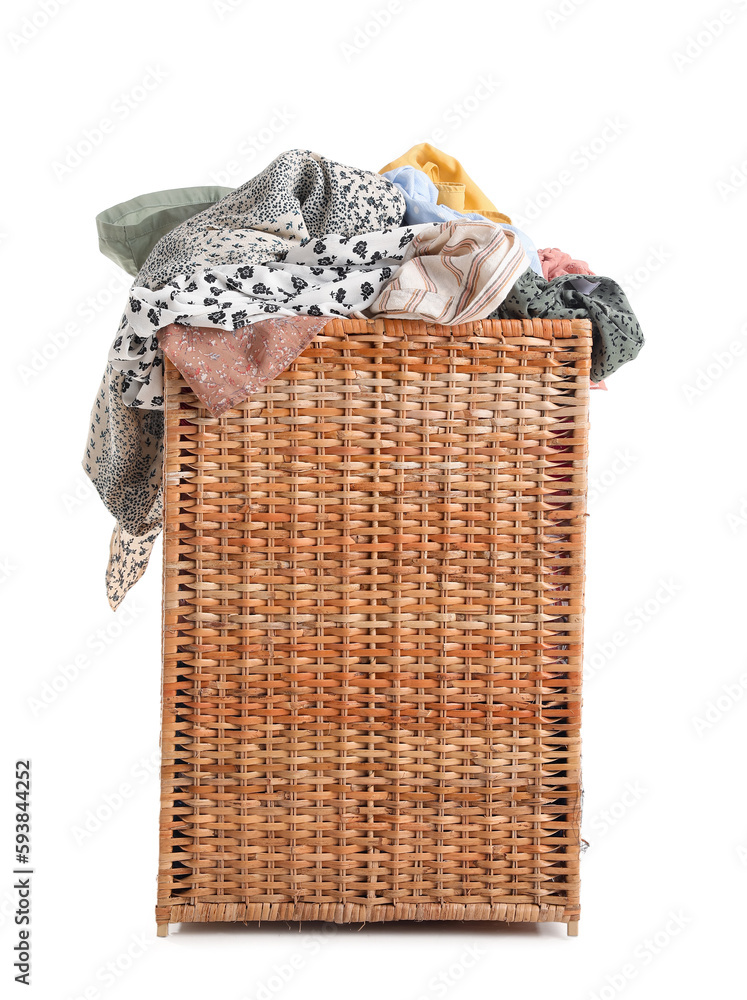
84,147,644,610
89,219,530,608
85,150,532,609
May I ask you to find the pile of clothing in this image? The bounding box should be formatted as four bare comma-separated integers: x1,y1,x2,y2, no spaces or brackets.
84,144,644,608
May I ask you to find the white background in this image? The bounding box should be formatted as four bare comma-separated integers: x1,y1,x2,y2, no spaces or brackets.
2,0,746,997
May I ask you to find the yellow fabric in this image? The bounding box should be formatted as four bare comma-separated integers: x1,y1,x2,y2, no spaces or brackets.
380,143,511,224
433,182,465,211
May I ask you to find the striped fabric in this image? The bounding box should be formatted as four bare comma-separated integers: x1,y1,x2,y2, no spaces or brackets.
368,221,528,324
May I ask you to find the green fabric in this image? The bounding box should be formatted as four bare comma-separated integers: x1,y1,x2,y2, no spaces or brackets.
96,186,233,276
490,268,644,382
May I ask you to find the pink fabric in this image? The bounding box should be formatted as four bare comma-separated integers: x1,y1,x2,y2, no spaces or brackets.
160,309,608,412
538,247,593,281
158,316,330,416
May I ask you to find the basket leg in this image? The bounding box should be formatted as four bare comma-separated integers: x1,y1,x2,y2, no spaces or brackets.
156,923,169,938
567,921,579,937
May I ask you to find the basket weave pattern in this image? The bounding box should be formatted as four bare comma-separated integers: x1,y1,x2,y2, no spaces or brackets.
157,318,591,929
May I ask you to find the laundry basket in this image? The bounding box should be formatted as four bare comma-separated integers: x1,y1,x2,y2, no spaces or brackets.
156,316,591,936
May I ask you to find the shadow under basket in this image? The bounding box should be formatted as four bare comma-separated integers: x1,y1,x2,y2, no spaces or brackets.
156,317,591,938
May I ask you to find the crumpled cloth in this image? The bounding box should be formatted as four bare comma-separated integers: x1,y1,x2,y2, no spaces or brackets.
380,143,511,222
158,221,526,416
88,221,428,610
533,251,607,388
538,247,592,281
368,221,527,323
138,149,406,289
490,269,644,382
86,150,407,608
383,165,543,276
159,316,331,416
84,371,164,609
86,148,529,607
110,225,422,409
89,218,526,608
107,149,407,409
159,219,527,415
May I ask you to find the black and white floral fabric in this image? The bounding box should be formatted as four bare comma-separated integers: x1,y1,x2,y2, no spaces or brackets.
111,224,428,408
137,149,407,289
89,226,435,606
85,149,532,609
107,149,407,409
84,369,164,607
86,150,411,607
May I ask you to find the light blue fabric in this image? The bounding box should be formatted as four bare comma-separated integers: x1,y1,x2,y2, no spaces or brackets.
383,165,543,276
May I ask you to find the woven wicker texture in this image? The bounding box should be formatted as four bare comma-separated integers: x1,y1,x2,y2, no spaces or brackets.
157,317,591,931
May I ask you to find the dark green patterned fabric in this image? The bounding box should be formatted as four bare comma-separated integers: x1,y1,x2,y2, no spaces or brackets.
490,269,644,381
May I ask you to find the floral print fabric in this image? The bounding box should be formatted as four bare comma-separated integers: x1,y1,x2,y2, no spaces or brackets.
84,147,643,611
159,316,331,416
158,220,528,415
138,149,406,289
109,223,434,409
87,149,409,607
116,220,527,408
107,149,407,409
84,368,164,608
490,268,644,382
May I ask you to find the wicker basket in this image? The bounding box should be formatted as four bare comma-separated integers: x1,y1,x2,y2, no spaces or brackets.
156,317,591,936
